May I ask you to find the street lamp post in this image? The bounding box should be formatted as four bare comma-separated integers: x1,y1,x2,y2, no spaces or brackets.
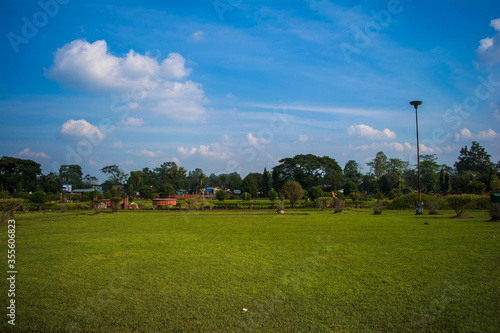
410,101,423,215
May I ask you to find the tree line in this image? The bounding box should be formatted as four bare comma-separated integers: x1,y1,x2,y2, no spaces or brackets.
1,141,499,200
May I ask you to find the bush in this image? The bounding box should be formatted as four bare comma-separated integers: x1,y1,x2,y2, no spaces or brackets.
373,201,384,215
317,197,331,211
110,197,122,213
216,190,227,201
42,202,59,210
466,180,487,194
428,200,439,215
334,200,345,213
0,198,24,223
203,201,215,211
446,194,478,217
488,203,500,221
349,192,361,208
281,180,305,207
308,187,323,201
268,189,278,202
17,192,31,200
387,193,434,210
30,191,48,204
185,198,200,210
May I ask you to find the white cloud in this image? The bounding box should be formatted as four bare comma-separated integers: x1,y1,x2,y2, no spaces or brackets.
118,117,144,126
126,149,163,157
370,142,405,152
46,39,207,121
349,144,369,151
479,37,494,51
247,132,260,146
476,18,500,65
178,145,232,160
246,132,271,147
198,145,232,160
159,52,191,80
347,124,396,140
454,128,498,141
15,148,51,159
298,134,309,143
60,119,105,140
492,18,500,31
191,30,205,41
172,157,181,165
112,140,123,148
403,142,437,154
178,146,198,157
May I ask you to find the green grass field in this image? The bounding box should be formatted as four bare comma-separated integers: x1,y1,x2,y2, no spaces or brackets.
1,209,499,332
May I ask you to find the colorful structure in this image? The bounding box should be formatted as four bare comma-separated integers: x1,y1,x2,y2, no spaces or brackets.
152,198,177,207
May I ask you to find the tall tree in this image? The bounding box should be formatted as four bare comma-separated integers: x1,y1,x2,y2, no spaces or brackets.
262,168,272,197
420,154,440,192
343,160,362,185
155,162,187,190
0,157,42,193
454,141,494,176
38,172,59,194
386,158,408,176
82,174,99,188
272,154,343,191
228,172,242,191
241,174,259,197
100,165,127,185
367,152,388,179
59,165,83,189
187,168,206,193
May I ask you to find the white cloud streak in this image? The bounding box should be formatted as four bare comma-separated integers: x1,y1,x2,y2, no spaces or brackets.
347,124,396,140
15,148,51,159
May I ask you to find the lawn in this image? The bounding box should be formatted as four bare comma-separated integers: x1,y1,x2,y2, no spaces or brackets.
1,209,499,332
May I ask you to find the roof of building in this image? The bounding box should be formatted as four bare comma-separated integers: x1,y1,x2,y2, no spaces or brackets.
72,189,104,193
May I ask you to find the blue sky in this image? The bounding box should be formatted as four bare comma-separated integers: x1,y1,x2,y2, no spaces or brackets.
1,0,499,181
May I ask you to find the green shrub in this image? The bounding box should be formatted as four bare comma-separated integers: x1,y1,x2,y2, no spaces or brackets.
110,197,122,213
428,200,439,215
216,190,227,201
17,192,31,200
185,198,200,210
373,201,384,215
488,203,500,221
202,202,215,211
446,194,478,217
308,187,323,201
31,191,48,204
0,198,24,223
466,180,487,194
334,200,345,213
387,193,434,210
42,202,59,210
317,197,331,211
268,189,278,202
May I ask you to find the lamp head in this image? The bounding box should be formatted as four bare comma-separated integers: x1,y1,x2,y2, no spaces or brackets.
410,101,423,109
